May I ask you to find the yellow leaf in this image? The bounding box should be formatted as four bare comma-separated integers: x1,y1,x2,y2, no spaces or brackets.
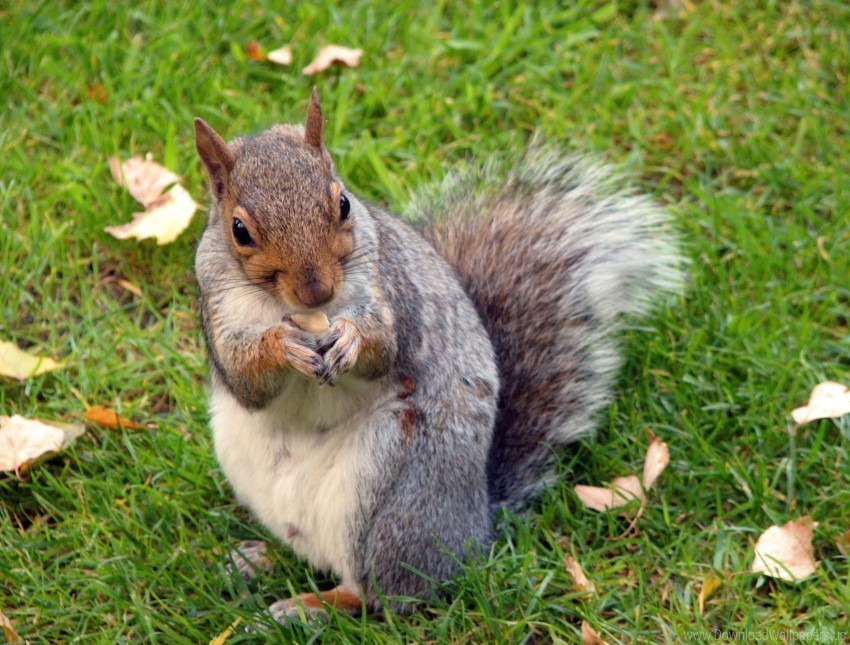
209,618,242,645
0,341,62,380
698,574,723,614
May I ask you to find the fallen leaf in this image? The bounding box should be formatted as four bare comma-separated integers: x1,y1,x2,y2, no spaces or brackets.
109,154,181,208
83,405,142,430
209,617,242,645
791,381,850,424
267,46,293,66
0,415,86,476
244,41,265,61
581,621,609,645
303,45,363,75
106,184,198,245
751,516,819,582
564,555,596,593
642,432,670,490
0,608,22,644
86,82,108,104
0,341,63,381
574,475,645,512
107,155,198,245
835,530,850,557
698,574,723,614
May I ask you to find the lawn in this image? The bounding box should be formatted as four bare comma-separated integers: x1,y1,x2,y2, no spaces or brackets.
1,0,849,642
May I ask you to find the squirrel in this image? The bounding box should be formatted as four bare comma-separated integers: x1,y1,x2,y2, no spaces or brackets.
193,90,682,623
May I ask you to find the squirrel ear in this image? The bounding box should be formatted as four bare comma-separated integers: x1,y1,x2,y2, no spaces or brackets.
304,88,324,151
194,118,235,200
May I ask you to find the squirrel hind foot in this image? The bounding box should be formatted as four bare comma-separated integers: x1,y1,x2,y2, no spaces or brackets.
268,586,363,624
226,540,272,583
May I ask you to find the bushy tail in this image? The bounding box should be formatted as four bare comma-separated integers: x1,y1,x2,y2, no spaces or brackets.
410,141,683,512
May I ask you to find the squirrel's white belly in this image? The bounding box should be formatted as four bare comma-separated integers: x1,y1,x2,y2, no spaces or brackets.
209,375,390,584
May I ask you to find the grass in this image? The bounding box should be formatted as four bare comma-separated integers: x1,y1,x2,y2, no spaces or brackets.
1,0,849,641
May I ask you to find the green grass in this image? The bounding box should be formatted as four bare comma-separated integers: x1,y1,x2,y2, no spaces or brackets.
2,0,849,641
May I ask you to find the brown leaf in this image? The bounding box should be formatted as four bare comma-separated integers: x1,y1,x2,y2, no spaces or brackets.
835,530,850,557
0,341,63,381
0,415,86,476
86,82,108,104
698,574,723,614
244,41,265,61
574,475,646,512
751,516,819,581
83,405,142,430
267,46,293,66
564,555,596,593
581,621,609,645
0,608,22,644
642,432,670,490
791,381,850,424
303,45,363,75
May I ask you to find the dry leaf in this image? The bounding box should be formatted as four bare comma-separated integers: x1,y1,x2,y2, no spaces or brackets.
267,46,293,66
581,621,609,645
698,574,723,614
303,45,363,75
0,341,62,381
83,405,142,430
791,381,850,424
565,556,596,593
209,617,242,645
0,415,85,476
574,475,646,512
0,608,22,644
642,432,670,490
835,530,850,557
106,184,198,245
109,155,181,207
751,516,819,581
244,41,265,61
107,155,198,245
289,312,330,335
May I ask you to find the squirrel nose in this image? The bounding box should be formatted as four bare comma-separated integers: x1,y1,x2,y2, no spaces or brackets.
294,279,334,308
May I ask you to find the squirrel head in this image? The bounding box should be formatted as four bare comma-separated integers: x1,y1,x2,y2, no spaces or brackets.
194,90,354,310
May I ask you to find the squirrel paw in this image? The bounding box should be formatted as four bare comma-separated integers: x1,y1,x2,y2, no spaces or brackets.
268,587,362,624
318,317,362,385
274,326,324,380
226,540,272,583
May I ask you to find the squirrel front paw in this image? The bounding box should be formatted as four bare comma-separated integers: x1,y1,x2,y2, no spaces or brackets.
318,317,362,385
267,326,324,381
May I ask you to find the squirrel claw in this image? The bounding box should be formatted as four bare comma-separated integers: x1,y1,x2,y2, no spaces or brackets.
319,317,361,383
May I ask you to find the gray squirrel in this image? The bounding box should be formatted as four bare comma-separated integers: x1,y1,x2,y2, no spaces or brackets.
193,90,682,622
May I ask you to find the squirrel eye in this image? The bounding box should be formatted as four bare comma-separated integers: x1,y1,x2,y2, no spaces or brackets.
232,217,253,246
339,194,350,222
